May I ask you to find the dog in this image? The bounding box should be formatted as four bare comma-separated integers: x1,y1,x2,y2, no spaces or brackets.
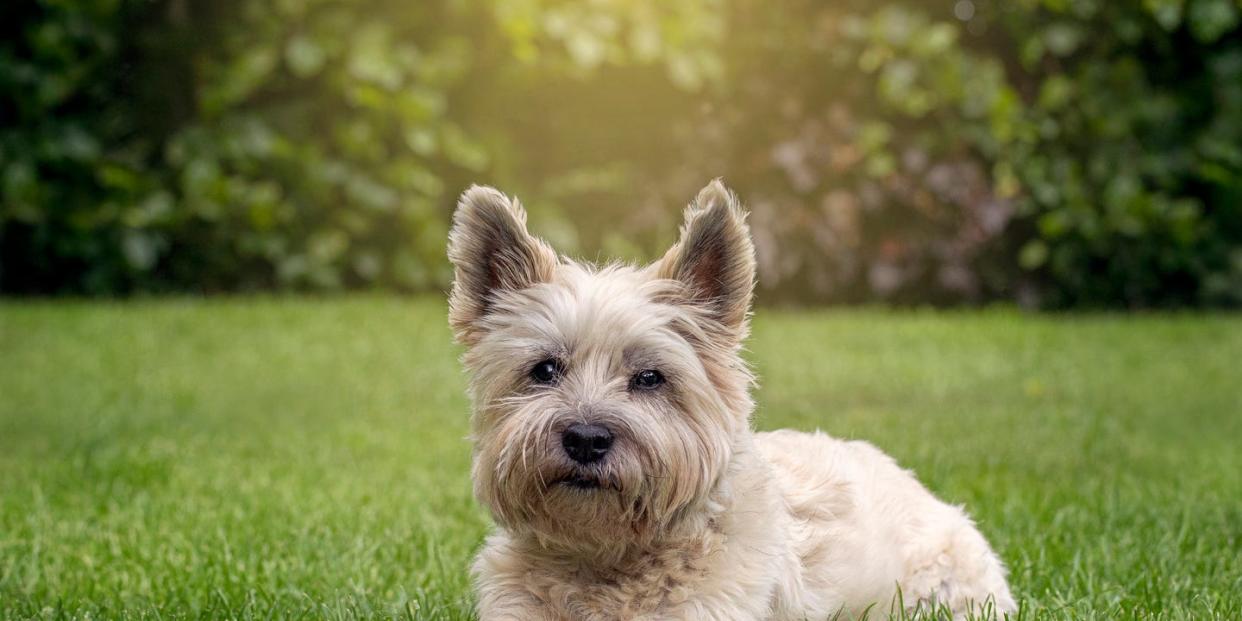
447,181,1016,620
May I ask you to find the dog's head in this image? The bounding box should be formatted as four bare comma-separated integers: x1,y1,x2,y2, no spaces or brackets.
448,181,755,552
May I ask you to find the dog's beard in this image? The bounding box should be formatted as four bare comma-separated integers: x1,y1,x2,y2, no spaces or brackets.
473,406,722,552
477,438,657,550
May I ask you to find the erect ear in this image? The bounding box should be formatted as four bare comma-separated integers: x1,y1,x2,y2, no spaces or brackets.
656,179,756,338
447,185,558,345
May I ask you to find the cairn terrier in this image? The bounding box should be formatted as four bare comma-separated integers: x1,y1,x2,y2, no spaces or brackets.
448,181,1016,620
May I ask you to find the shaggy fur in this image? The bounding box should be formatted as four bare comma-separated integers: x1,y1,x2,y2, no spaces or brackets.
448,181,1016,620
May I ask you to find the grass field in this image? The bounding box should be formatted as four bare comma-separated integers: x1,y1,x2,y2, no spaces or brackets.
1,297,1239,620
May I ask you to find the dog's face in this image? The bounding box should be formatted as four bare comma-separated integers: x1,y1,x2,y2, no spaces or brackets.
448,181,755,551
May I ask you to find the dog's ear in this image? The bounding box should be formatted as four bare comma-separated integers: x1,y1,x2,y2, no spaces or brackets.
657,179,756,338
448,185,558,345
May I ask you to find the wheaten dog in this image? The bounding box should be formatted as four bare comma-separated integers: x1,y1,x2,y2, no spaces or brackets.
448,181,1016,620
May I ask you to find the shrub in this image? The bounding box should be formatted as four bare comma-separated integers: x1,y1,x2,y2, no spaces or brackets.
1,0,1239,306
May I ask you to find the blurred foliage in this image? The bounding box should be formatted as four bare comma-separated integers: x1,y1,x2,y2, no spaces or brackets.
1,0,1239,306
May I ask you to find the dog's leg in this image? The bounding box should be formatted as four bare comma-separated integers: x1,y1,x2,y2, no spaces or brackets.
900,522,1016,619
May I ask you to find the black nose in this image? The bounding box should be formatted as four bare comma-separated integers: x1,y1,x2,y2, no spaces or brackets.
562,423,614,464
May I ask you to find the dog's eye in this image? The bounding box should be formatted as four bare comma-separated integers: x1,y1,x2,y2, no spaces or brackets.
631,369,664,390
530,359,562,385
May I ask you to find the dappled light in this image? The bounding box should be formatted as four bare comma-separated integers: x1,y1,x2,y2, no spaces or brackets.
2,0,1239,306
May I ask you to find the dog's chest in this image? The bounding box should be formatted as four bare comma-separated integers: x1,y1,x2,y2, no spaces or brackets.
522,533,724,620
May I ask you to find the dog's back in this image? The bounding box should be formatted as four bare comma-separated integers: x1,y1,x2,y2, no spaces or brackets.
757,429,1016,618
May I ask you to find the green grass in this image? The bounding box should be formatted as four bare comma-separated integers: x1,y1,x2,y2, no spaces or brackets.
1,297,1239,620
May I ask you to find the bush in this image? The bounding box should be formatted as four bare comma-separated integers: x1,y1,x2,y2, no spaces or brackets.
1,0,497,293
1,0,1239,307
989,0,1242,307
687,0,1242,307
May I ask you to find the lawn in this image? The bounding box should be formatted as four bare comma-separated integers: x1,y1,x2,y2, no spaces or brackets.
1,297,1239,620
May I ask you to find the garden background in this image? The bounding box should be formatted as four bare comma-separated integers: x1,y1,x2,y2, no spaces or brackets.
4,0,1241,307
3,2,1242,620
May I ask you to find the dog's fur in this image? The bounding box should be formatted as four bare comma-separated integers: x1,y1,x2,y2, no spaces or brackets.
448,181,1016,620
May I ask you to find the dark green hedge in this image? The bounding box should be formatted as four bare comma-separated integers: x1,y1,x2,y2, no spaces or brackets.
2,0,1240,307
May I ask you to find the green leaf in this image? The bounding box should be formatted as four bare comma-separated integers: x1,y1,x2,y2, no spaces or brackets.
1144,0,1186,30
1019,240,1050,269
307,229,349,263
348,25,403,90
202,47,278,115
1188,0,1240,42
1038,75,1075,110
285,35,326,78
122,230,162,271
1043,23,1084,57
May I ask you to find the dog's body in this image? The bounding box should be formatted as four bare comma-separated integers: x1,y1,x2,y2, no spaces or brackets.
448,182,1015,620
474,429,1013,620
